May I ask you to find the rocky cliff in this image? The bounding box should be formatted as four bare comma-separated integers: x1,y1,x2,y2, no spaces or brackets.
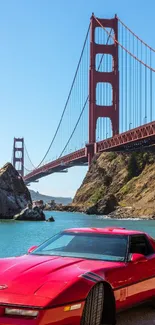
0,163,31,218
71,152,155,218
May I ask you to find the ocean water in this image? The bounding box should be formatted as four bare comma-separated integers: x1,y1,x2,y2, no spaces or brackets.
0,211,155,258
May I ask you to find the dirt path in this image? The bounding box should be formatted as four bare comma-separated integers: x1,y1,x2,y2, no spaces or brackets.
117,305,155,324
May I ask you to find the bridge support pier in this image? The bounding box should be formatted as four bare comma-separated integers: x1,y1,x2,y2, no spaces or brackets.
13,138,24,177
86,143,95,166
88,14,119,165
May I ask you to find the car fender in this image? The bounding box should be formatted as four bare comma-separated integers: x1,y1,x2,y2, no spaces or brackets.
39,271,114,308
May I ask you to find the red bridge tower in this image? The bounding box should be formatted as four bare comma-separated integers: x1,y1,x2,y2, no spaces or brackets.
13,137,24,177
87,14,119,165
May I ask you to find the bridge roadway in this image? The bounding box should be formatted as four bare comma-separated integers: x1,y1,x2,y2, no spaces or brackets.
24,121,155,184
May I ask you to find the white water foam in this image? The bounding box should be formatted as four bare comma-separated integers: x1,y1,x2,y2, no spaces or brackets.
97,216,143,221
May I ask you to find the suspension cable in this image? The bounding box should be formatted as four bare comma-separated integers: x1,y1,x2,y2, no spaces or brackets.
94,16,155,72
27,23,91,170
24,142,36,169
59,96,89,157
117,16,155,53
59,29,113,158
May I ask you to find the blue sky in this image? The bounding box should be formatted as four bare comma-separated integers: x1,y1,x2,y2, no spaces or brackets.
0,0,155,198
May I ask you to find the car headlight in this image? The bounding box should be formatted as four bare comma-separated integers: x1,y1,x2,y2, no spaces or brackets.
5,308,39,318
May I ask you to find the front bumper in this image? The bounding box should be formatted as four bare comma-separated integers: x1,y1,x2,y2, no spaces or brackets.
0,302,85,325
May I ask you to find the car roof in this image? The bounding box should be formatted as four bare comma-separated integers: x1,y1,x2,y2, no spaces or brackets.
64,227,144,236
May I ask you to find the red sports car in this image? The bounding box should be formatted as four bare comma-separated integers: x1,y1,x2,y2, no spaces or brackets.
0,227,155,325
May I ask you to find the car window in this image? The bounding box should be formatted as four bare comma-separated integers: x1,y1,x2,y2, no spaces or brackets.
31,232,128,262
41,234,75,250
129,235,154,256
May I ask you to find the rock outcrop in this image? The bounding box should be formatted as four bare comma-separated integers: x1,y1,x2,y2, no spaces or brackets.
44,200,57,210
85,194,117,215
32,200,45,209
0,163,31,219
13,206,46,221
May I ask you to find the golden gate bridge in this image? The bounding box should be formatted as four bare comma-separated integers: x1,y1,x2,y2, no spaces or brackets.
12,14,155,184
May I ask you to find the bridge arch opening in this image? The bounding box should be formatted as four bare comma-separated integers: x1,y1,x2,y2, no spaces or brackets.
95,27,114,45
96,54,113,73
96,82,113,106
17,162,22,171
15,151,22,159
96,117,112,142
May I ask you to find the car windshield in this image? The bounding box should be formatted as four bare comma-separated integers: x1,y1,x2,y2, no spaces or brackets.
31,232,128,262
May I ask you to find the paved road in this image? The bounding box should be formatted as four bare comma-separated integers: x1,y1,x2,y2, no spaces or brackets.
117,305,155,325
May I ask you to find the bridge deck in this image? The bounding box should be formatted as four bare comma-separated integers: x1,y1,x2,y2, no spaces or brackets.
24,121,155,184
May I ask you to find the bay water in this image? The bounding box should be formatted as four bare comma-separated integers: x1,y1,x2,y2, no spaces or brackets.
0,211,155,258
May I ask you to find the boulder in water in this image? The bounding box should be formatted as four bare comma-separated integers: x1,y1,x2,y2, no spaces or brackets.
47,216,55,222
13,206,46,221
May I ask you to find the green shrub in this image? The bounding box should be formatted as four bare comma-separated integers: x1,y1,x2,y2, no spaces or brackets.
90,186,105,204
120,181,133,195
127,152,154,181
108,152,117,161
92,159,97,164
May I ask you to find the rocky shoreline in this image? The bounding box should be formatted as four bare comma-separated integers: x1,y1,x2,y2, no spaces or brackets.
0,205,55,222
1,151,155,221
43,203,155,220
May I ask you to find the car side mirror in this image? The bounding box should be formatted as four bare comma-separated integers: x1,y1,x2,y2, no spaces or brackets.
129,253,147,263
27,246,38,254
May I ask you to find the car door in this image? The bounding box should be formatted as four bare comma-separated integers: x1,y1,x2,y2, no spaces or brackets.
121,234,155,307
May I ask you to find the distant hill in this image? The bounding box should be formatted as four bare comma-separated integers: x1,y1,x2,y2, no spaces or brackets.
29,190,72,205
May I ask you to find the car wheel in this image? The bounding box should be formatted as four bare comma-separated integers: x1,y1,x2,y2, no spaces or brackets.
150,298,155,308
81,282,104,325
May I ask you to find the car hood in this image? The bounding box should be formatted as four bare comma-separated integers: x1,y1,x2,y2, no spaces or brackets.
0,254,122,306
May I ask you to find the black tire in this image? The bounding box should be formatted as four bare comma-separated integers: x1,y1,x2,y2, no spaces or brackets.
150,298,155,308
81,282,104,325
